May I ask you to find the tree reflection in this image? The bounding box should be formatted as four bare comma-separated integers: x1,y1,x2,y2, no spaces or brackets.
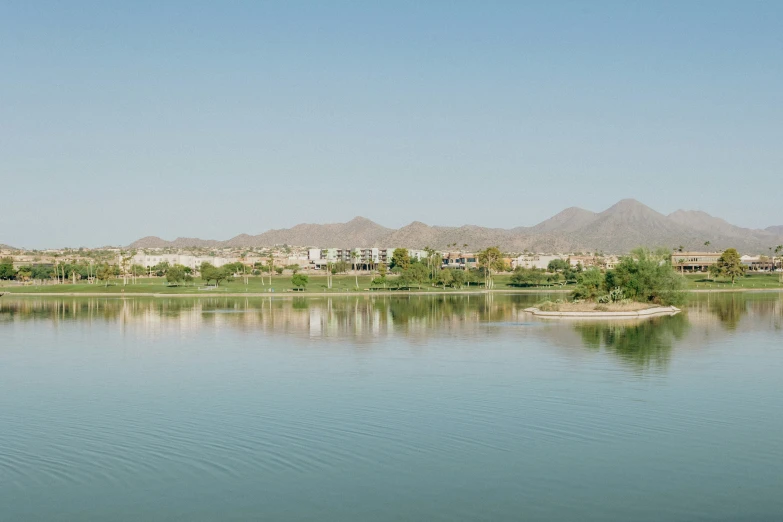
573,314,690,372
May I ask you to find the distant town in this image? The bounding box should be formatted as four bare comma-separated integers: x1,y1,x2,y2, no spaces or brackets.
1,243,781,284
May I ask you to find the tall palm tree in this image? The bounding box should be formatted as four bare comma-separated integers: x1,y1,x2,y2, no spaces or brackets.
351,250,359,288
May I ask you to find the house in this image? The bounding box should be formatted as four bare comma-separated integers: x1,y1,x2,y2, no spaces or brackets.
441,252,478,270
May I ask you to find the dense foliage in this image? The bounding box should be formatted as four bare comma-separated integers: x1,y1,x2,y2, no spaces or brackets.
709,248,746,284
572,248,686,306
291,274,309,290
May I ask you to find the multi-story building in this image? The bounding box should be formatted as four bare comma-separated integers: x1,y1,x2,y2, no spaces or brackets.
670,252,721,272
130,251,233,271
511,254,566,270
441,252,478,270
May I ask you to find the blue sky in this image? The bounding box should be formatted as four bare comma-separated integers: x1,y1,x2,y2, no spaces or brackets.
2,1,781,248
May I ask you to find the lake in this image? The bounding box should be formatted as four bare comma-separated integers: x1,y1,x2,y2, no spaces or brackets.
1,293,782,521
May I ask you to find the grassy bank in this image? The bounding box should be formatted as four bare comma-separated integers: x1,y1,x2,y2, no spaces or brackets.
4,272,780,296
0,274,572,295
684,273,783,290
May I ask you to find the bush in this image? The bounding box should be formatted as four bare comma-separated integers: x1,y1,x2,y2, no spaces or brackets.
572,267,604,300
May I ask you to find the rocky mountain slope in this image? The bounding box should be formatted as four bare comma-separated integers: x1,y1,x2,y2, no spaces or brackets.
128,200,783,253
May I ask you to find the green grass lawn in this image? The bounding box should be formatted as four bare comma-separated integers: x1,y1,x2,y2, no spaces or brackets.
1,273,572,294
684,272,783,290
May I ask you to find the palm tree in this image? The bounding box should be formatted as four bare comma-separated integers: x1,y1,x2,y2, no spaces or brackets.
351,250,360,288
704,241,711,249
776,245,783,282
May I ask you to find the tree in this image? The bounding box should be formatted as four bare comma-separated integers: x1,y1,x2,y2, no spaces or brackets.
152,261,170,277
437,268,454,288
291,274,309,291
604,248,686,305
714,248,746,284
0,257,16,280
96,263,113,287
285,264,300,275
547,258,569,272
267,256,274,285
408,263,429,289
16,266,32,282
333,260,349,274
351,250,360,288
776,245,783,282
131,264,146,283
166,265,186,286
390,248,411,270
704,241,711,249
200,262,218,286
274,266,284,275
571,267,605,301
478,247,504,289
511,267,545,287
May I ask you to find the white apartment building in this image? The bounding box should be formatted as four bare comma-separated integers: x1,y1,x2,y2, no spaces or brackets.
511,254,567,270
130,251,233,271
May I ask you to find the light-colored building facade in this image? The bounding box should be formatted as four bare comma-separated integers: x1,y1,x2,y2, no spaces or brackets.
671,252,721,272
130,251,233,271
511,254,566,270
441,252,478,270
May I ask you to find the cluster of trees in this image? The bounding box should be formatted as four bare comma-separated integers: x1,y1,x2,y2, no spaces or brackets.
0,257,18,280
199,262,234,287
572,248,686,306
509,259,584,287
0,257,124,285
368,247,510,290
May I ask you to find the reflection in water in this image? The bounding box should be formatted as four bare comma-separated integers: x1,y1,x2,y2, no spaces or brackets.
2,292,781,369
687,291,783,331
574,314,689,372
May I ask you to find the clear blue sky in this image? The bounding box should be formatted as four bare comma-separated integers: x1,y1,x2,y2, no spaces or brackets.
2,1,781,248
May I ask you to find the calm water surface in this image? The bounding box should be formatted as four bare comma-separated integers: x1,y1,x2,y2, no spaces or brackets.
1,293,782,521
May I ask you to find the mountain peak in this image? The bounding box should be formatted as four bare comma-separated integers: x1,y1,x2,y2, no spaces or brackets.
604,198,652,211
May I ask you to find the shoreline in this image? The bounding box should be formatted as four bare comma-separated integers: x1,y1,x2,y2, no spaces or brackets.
1,288,782,298
0,288,569,298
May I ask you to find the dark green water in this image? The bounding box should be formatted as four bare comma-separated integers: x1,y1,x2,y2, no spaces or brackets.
1,293,782,521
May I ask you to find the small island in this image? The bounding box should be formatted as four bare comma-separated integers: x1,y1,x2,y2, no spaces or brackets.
526,247,685,319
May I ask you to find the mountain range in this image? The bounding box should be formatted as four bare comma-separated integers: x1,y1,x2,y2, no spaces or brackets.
0,244,17,250
129,199,783,254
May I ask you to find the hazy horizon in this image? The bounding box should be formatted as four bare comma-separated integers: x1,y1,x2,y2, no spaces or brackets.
2,2,782,248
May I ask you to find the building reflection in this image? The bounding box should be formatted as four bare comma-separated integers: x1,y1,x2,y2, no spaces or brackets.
2,293,781,370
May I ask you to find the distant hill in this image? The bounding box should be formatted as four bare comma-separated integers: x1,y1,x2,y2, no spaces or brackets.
129,236,221,249
0,244,16,250
766,225,783,237
127,200,783,254
222,216,393,248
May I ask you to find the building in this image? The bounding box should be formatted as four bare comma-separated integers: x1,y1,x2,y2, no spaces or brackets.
568,255,619,270
671,252,722,272
741,255,775,271
441,252,478,270
130,251,233,271
511,254,566,270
